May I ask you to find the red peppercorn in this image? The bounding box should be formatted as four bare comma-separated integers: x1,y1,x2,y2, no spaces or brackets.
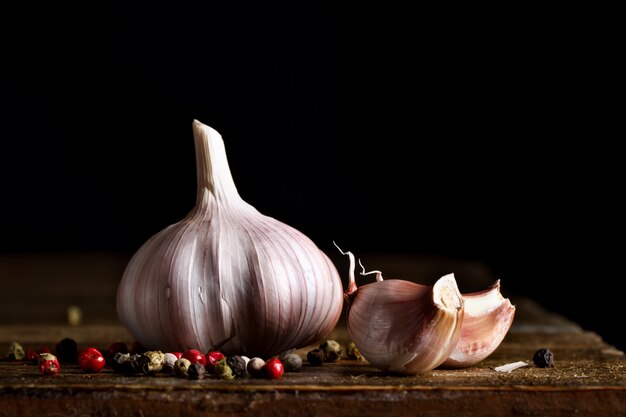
205,351,225,371
38,353,61,376
263,358,284,379
39,346,51,354
171,352,183,359
79,348,106,373
26,350,40,363
130,341,147,355
182,349,206,366
108,342,128,355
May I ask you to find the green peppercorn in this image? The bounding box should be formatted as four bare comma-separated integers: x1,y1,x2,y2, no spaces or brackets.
319,340,343,362
307,349,324,366
140,351,165,375
214,358,234,380
6,342,25,361
188,362,207,380
174,358,192,377
346,342,364,361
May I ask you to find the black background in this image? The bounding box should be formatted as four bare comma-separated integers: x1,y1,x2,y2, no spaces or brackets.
1,5,623,350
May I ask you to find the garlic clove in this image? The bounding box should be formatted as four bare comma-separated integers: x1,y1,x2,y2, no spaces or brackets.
442,280,515,368
338,246,464,375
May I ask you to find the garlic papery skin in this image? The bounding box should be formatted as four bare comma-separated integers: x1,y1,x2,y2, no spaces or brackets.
339,248,464,375
117,120,344,357
443,280,515,368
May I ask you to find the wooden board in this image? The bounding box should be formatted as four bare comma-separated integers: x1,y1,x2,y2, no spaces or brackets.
1,299,624,417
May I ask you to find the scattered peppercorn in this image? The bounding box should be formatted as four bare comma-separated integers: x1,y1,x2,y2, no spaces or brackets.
171,352,183,359
281,353,302,372
346,342,365,361
38,353,61,375
205,351,226,372
139,351,165,375
78,348,106,373
263,358,284,379
6,342,25,361
188,362,207,380
307,349,324,366
111,352,132,374
26,350,40,363
106,342,129,365
247,357,266,377
320,340,343,362
533,348,554,368
214,358,235,380
174,358,192,377
55,338,78,363
182,349,206,366
227,355,247,377
162,352,178,373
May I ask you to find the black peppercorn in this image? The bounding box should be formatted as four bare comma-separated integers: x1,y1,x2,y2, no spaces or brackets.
281,353,303,372
533,348,554,368
307,349,324,366
227,355,247,377
55,338,78,363
188,362,207,380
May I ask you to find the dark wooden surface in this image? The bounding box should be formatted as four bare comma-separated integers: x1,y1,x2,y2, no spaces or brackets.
0,253,625,416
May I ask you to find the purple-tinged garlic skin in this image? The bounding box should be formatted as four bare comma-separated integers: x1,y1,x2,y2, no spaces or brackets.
347,274,464,374
337,245,464,375
442,280,515,368
117,121,343,357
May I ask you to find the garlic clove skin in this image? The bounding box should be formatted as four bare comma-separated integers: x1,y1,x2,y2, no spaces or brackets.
442,280,515,368
345,261,464,374
117,121,344,357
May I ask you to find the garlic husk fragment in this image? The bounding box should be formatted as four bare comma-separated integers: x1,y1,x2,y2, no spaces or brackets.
117,120,344,357
443,280,515,368
340,248,464,374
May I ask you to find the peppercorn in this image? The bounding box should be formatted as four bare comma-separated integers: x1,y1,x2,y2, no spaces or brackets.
307,349,324,366
263,358,284,379
6,342,25,361
346,342,365,361
78,348,106,373
214,358,235,380
162,352,178,373
130,341,147,355
182,349,206,366
319,340,343,362
38,353,61,375
188,362,207,380
205,351,226,372
281,353,302,372
174,358,192,377
55,338,78,363
111,352,131,373
533,348,554,368
247,357,266,377
26,350,40,363
139,351,165,375
227,355,247,377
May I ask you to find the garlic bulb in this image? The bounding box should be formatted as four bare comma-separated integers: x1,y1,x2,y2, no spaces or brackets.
443,280,515,368
339,247,464,374
117,120,344,357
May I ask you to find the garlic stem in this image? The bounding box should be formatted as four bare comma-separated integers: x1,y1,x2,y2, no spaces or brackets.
358,259,384,282
192,120,242,205
333,241,357,296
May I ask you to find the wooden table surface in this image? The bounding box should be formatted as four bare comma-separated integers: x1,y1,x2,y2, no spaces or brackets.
1,253,624,416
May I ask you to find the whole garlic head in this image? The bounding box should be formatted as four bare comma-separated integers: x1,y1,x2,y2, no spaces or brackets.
117,120,344,357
